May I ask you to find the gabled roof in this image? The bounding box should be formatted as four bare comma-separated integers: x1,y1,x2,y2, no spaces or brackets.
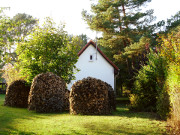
78,40,119,74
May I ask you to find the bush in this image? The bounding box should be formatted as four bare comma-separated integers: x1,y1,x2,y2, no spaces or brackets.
161,29,179,122
2,63,24,86
130,51,171,117
167,63,180,133
130,27,180,121
156,88,170,119
129,53,163,112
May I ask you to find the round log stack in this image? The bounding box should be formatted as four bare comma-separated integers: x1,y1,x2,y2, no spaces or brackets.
63,89,70,111
4,80,30,108
70,77,112,115
105,82,116,111
28,72,66,113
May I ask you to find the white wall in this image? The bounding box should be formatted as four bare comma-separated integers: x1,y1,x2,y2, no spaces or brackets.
67,45,115,90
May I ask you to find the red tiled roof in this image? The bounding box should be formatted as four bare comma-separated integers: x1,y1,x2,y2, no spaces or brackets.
78,40,119,74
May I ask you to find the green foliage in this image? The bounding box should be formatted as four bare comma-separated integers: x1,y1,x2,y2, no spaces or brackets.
130,50,171,117
0,12,38,67
12,13,38,39
1,63,24,86
166,11,180,32
68,34,88,53
114,36,150,62
131,27,180,120
0,14,13,64
157,29,180,119
155,11,180,35
82,0,155,92
167,64,180,133
162,30,180,129
130,62,158,112
16,18,79,84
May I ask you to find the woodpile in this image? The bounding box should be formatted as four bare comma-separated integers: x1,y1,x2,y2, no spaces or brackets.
105,82,116,111
4,80,30,108
63,89,70,111
28,72,66,113
70,77,114,115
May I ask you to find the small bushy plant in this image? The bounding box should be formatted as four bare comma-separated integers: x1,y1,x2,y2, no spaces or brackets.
1,63,24,86
130,64,157,112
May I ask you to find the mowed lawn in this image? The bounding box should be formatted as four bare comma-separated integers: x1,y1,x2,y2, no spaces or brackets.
0,94,167,135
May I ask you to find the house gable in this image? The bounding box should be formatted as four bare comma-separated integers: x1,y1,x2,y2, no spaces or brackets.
78,40,119,74
67,40,119,90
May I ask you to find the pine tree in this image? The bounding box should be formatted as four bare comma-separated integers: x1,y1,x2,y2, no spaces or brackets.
82,0,155,93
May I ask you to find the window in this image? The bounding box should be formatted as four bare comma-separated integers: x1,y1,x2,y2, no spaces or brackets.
89,55,93,61
90,55,93,60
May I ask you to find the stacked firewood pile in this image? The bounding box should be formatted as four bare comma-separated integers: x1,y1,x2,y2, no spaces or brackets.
28,72,66,113
105,82,116,111
4,80,30,108
70,77,113,115
63,89,70,111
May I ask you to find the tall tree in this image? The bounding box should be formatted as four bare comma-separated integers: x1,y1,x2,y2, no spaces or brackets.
16,18,79,84
0,9,13,65
12,13,38,41
82,0,154,49
0,13,38,65
155,11,180,35
82,0,154,92
69,34,88,51
163,11,180,33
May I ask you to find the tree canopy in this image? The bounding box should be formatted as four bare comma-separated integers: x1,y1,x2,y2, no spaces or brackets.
82,0,155,91
16,18,79,84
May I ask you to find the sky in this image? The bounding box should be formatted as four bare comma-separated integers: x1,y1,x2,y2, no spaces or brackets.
0,0,180,40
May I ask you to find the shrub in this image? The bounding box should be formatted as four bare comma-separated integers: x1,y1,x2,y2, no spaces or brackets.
168,93,180,134
166,63,180,134
1,63,24,86
161,28,180,126
130,27,180,122
130,52,165,112
156,88,170,120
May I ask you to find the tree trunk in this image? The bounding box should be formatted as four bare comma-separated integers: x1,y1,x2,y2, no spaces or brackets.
122,2,128,29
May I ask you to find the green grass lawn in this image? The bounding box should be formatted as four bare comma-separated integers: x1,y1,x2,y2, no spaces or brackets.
0,94,167,135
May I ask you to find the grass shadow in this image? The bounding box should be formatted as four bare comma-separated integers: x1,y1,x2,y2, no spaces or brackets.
112,104,160,120
83,123,143,135
0,94,166,134
0,94,68,134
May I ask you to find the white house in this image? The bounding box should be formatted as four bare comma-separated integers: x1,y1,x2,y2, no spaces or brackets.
67,40,119,92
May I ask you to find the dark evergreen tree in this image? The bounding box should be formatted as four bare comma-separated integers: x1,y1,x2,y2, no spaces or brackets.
82,0,155,94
